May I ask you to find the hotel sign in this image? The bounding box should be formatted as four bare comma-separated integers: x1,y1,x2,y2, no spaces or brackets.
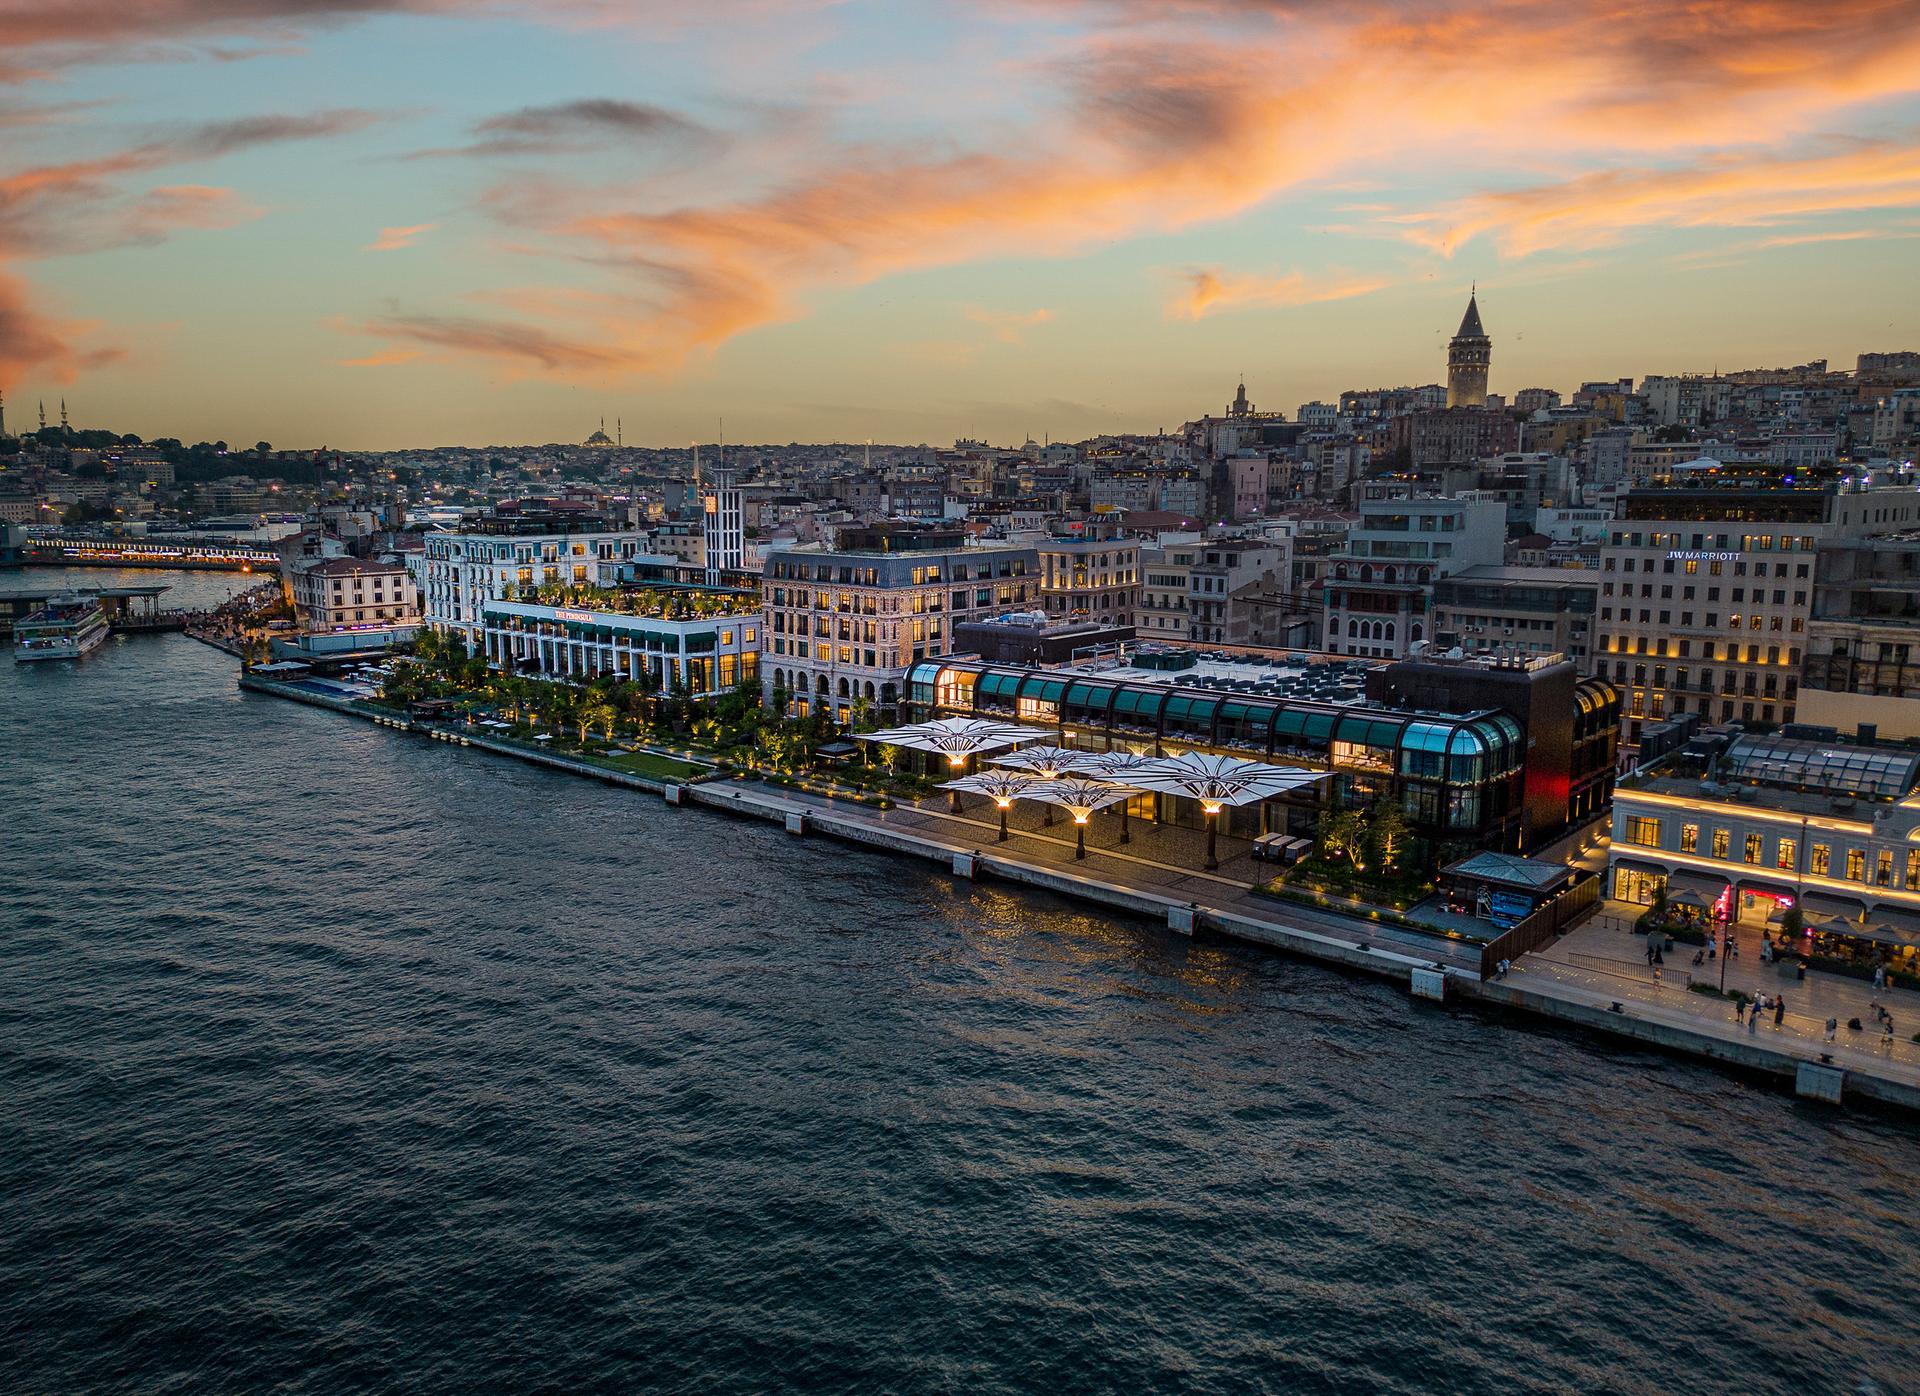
1666,550,1739,562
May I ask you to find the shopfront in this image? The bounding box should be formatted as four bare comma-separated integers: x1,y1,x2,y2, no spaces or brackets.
1611,858,1667,907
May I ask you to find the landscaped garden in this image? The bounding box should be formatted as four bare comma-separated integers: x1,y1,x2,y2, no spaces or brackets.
1263,799,1434,911
371,630,936,802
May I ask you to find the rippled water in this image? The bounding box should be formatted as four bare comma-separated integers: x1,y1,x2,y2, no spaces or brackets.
4,572,1918,1395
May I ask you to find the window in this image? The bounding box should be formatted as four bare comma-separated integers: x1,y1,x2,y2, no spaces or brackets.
1811,843,1830,876
1743,833,1763,865
1877,850,1894,886
1776,838,1796,872
1847,848,1866,881
1625,816,1662,848
1712,828,1730,859
1680,823,1699,853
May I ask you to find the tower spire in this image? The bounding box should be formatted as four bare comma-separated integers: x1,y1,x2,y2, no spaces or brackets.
39,399,46,432
60,397,68,431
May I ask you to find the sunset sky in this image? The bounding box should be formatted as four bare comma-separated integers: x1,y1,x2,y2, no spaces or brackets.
3,0,1919,449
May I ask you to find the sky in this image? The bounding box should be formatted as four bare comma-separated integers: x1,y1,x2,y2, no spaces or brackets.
2,0,1919,450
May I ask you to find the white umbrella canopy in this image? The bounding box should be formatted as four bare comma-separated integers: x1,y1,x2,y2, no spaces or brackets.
1125,751,1328,808
988,744,1087,779
1068,750,1162,779
1017,777,1136,859
858,717,1050,758
940,769,1042,840
1123,751,1328,870
1018,777,1136,816
940,770,1041,801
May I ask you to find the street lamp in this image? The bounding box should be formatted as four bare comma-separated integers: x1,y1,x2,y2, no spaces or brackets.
1202,800,1223,870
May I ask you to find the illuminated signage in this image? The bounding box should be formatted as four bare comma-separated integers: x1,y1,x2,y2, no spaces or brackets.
1666,550,1739,562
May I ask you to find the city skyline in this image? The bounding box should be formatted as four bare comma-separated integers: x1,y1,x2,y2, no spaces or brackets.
2,0,1918,448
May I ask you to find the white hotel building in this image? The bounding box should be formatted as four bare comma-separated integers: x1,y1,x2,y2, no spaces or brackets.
410,509,648,650
477,595,758,697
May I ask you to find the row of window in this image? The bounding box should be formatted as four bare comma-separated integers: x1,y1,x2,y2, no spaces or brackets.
1610,533,1819,550
1609,557,1810,578
1624,815,1920,887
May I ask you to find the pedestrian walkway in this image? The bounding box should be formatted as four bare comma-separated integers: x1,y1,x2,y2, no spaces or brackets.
1515,907,1920,1077
737,777,1488,973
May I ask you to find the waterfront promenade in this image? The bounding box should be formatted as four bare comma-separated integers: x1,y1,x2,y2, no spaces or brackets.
241,673,1920,1113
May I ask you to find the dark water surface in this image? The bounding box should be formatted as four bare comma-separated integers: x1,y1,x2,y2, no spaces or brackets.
5,575,1917,1395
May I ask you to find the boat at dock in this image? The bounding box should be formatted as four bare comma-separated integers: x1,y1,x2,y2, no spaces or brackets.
13,594,111,661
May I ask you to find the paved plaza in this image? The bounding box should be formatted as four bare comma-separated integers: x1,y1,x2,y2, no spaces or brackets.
1511,902,1920,1079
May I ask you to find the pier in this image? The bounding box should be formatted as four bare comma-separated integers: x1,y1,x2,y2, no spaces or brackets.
239,671,1920,1116
0,582,189,636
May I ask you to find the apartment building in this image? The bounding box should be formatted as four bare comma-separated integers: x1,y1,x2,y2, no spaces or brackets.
1797,536,1920,738
1036,532,1140,626
1322,486,1506,659
1595,482,1920,747
1430,566,1598,667
761,523,1037,723
1137,535,1291,647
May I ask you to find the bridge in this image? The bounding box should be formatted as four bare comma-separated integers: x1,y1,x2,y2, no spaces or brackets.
25,535,279,572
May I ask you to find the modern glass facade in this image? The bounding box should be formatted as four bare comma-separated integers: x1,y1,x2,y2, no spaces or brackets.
907,657,1588,856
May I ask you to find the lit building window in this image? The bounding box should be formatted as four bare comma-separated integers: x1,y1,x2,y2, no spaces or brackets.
1625,816,1662,848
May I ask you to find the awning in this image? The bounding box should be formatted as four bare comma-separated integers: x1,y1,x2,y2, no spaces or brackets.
1830,922,1920,951
1669,870,1730,899
1867,907,1920,936
1736,877,1797,902
1611,857,1667,878
1800,891,1867,921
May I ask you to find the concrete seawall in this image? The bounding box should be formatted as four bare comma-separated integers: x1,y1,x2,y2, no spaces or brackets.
238,674,1920,1116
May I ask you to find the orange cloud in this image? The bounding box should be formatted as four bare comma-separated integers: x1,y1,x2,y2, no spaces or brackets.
1170,268,1389,319
366,222,436,251
963,306,1053,343
345,2,1920,376
339,348,425,367
1394,140,1920,257
0,262,123,381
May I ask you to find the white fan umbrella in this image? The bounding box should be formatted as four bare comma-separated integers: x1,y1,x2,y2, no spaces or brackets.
1126,751,1328,870
1064,750,1162,844
858,717,1052,809
1018,777,1136,860
988,744,1087,824
940,769,1040,841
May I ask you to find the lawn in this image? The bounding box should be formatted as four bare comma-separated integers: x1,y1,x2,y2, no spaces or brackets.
588,750,713,782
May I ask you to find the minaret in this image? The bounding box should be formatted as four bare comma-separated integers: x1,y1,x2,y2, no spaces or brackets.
616,417,622,448
1446,288,1491,408
60,397,69,432
39,399,46,432
0,389,6,438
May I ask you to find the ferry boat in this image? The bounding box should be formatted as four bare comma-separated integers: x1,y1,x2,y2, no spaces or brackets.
13,594,110,662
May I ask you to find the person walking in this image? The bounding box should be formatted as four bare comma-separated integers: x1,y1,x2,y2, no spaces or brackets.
1873,965,1886,991
1748,998,1761,1033
1884,1018,1896,1051
1825,1016,1838,1044
1774,995,1785,1029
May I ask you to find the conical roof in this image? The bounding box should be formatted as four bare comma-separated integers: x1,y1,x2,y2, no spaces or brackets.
1454,292,1486,340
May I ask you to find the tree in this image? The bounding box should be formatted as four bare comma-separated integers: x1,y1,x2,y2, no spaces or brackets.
1367,797,1412,873
255,441,272,455
578,699,616,743
1317,807,1367,868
